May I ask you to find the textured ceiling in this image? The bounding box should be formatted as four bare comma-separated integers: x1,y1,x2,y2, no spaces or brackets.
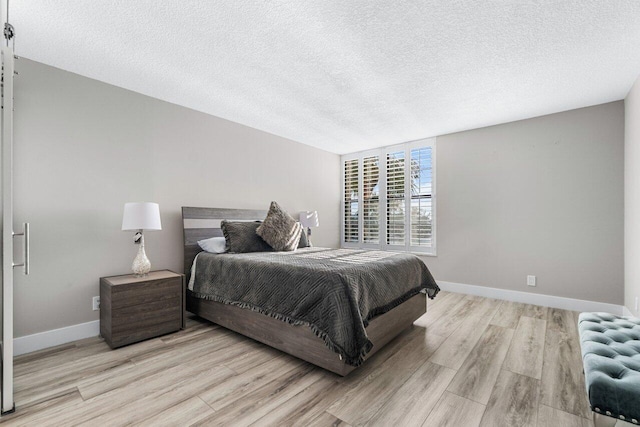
11,1,640,154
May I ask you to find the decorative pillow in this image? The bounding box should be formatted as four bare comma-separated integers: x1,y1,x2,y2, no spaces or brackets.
298,223,311,248
221,221,272,253
256,201,301,251
197,236,228,254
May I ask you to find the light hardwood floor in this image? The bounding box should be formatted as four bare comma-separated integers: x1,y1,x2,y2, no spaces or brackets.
0,292,602,426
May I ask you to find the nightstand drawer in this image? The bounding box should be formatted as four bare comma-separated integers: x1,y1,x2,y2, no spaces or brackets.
110,297,182,326
100,270,185,349
110,278,182,308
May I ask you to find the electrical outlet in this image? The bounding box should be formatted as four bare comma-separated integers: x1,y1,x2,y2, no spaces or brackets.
527,275,536,287
92,296,100,311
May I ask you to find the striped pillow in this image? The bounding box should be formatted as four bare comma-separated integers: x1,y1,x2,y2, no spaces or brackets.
257,202,302,251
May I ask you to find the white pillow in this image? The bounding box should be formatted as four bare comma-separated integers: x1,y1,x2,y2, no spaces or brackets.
197,237,228,254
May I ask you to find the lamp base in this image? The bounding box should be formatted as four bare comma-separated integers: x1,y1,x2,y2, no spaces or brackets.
132,238,151,277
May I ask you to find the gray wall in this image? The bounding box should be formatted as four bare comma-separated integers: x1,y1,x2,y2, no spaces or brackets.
13,59,340,337
422,102,624,305
625,75,640,316
11,58,627,338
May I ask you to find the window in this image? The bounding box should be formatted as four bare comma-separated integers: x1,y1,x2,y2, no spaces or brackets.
386,150,405,246
341,138,436,254
410,146,433,247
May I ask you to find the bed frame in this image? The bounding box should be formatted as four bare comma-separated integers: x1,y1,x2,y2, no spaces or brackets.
182,206,427,376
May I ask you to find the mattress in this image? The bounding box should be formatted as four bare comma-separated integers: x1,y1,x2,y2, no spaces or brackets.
189,247,439,366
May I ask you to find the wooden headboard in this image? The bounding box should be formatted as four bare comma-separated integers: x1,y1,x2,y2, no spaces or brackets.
181,207,268,279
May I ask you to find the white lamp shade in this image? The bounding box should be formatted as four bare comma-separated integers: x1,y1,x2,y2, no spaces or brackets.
122,202,162,231
299,211,319,228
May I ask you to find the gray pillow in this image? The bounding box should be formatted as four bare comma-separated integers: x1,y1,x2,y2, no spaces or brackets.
221,220,272,253
257,201,301,251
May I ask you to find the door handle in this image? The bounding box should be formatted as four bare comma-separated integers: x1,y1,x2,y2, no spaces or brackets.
12,222,29,275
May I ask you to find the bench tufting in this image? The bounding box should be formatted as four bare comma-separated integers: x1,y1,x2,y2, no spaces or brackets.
578,312,640,426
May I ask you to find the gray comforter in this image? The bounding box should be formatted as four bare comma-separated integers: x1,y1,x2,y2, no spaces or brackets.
190,247,439,366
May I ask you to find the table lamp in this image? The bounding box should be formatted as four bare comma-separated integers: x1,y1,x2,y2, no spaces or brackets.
122,202,162,276
299,211,319,243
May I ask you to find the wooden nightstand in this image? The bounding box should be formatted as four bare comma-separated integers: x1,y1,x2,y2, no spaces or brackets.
100,270,185,349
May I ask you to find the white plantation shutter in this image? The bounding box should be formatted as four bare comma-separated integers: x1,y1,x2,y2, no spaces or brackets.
343,158,359,243
386,151,405,246
341,138,436,254
410,146,433,248
362,155,380,243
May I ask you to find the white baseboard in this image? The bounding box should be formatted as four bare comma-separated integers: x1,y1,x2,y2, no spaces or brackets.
14,320,99,356
438,280,625,315
623,305,634,317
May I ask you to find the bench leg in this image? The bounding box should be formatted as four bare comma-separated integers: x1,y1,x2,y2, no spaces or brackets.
593,412,618,427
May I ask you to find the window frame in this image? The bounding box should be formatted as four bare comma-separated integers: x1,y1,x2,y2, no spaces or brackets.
341,148,382,250
341,156,361,246
340,138,437,255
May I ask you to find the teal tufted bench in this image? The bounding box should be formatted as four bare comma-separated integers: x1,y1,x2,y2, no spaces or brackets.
578,312,640,427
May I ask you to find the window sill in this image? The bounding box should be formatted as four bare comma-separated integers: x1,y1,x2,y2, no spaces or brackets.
411,251,437,257
341,245,436,257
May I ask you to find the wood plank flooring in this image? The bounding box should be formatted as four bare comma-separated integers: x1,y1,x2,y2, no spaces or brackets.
0,292,601,426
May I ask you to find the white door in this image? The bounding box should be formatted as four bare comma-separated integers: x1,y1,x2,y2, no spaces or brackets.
1,42,15,416
0,0,21,413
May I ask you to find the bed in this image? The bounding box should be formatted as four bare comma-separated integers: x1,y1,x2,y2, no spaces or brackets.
182,206,438,376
